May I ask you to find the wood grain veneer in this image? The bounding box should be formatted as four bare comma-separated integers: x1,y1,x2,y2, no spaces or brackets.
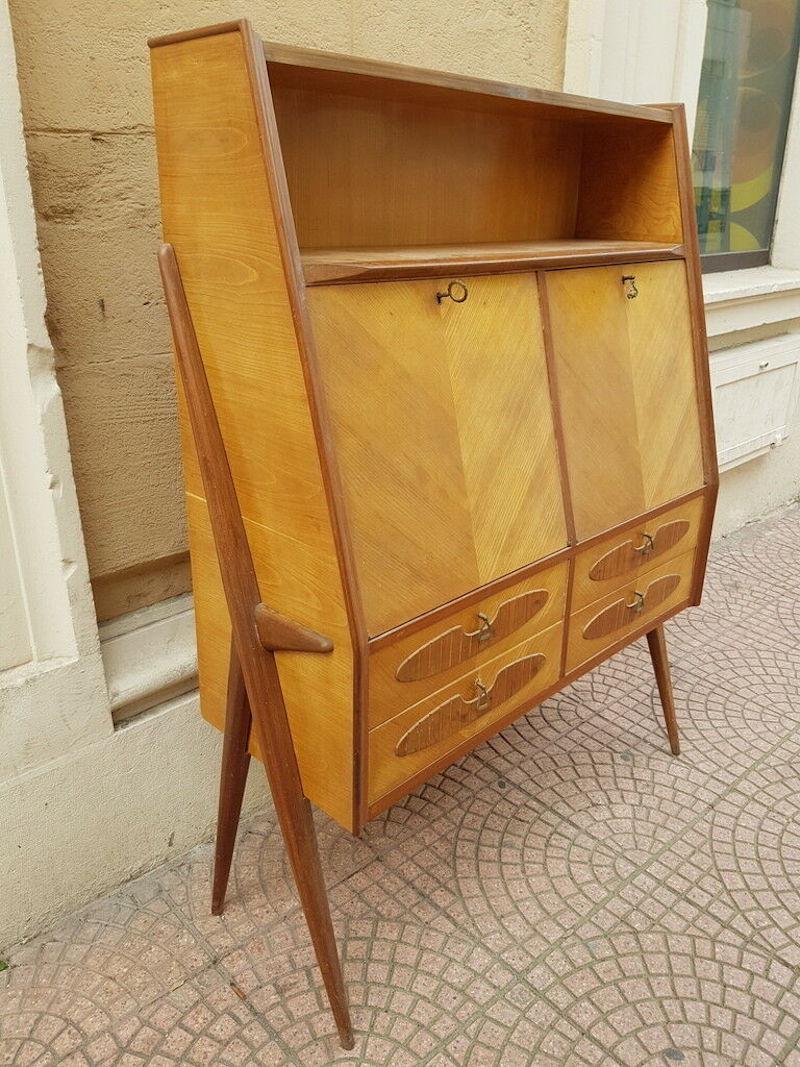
395,651,547,756
577,119,683,244
301,240,685,285
150,21,717,845
369,562,567,729
308,272,568,635
369,622,563,804
274,85,582,251
395,589,549,683
366,595,693,820
545,260,705,542
150,27,356,829
582,573,682,640
589,525,689,582
565,547,696,673
571,494,704,610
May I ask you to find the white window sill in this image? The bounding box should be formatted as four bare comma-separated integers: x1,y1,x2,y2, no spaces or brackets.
99,593,198,724
703,265,800,337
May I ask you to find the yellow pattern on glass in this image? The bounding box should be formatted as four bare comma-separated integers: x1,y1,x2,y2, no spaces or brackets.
692,0,800,262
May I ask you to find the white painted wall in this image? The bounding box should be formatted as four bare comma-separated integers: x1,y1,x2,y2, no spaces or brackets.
0,0,267,949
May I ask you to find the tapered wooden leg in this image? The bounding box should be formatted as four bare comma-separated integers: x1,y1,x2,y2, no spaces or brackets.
159,246,353,1048
211,639,252,915
272,789,355,1049
646,624,680,756
247,694,354,1048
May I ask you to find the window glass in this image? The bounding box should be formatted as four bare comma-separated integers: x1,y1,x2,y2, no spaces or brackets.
693,0,800,270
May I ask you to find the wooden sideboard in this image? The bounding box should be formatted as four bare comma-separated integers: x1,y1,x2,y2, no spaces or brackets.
150,21,717,839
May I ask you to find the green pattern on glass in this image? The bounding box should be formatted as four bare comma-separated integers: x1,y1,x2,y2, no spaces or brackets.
693,0,800,263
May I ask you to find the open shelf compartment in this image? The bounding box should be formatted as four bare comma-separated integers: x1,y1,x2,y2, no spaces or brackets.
267,51,685,278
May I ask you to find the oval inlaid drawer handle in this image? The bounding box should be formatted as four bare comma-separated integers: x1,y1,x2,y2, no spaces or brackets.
436,280,468,304
582,573,681,641
589,520,691,582
395,652,546,756
395,588,549,682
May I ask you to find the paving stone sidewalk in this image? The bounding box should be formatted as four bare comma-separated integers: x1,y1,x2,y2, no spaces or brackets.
3,504,800,1066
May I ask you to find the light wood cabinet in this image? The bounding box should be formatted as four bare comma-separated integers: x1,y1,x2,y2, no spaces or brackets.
150,22,717,835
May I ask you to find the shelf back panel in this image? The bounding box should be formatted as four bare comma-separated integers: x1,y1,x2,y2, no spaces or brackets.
577,121,683,244
271,70,683,251
271,81,584,249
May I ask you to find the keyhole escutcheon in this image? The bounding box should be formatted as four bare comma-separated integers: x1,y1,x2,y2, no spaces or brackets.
622,275,639,300
436,280,469,304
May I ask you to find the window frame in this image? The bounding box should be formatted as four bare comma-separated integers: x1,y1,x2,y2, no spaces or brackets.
693,0,800,273
702,250,769,272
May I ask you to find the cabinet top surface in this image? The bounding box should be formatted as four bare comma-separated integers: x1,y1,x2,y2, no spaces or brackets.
148,20,676,127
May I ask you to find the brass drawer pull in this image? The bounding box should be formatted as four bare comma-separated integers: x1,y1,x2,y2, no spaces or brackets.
395,652,546,756
626,590,645,613
622,274,639,299
633,532,654,556
395,588,549,682
436,280,469,304
475,679,490,712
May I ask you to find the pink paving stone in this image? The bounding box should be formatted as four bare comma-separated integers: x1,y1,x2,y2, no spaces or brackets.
3,508,800,1063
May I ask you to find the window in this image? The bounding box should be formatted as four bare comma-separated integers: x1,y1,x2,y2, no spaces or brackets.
693,0,800,271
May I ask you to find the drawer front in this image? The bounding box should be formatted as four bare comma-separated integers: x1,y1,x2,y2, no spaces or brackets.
566,548,695,673
368,562,568,728
572,495,704,611
369,622,562,804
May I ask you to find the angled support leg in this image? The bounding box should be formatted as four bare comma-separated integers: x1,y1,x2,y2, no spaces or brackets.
212,638,252,915
646,623,680,756
159,244,354,1049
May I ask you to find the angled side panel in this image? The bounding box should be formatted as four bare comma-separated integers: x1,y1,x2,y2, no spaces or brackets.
666,104,719,605
150,26,355,829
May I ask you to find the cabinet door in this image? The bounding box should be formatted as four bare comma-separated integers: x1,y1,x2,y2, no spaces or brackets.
545,260,704,541
308,273,567,635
